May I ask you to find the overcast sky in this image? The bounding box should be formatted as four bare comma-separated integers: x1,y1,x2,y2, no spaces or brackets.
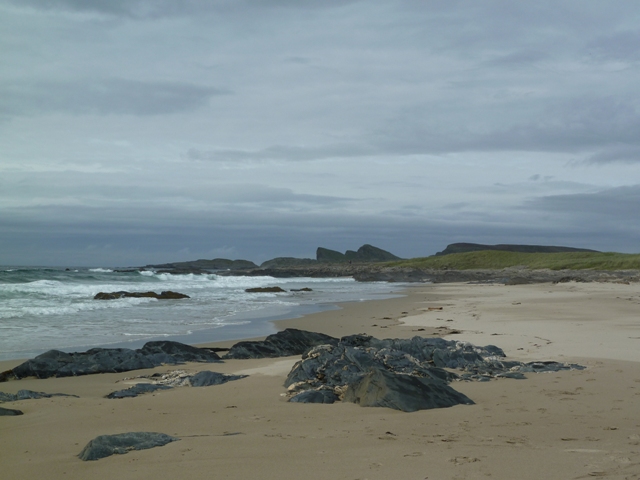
1,0,639,267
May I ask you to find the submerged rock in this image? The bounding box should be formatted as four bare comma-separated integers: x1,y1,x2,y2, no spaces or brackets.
78,432,179,461
93,291,189,300
225,328,339,359
7,341,221,381
244,287,286,293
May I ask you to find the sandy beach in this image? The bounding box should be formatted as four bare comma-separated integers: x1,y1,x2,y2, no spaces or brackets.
2,281,640,479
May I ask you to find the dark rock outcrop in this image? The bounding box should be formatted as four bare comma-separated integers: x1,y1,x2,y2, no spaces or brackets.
106,384,172,399
78,432,179,461
0,406,23,416
6,341,221,381
94,291,189,300
189,370,246,387
436,243,600,256
343,368,474,412
289,389,338,404
224,328,339,360
281,332,584,412
0,389,78,402
245,287,286,293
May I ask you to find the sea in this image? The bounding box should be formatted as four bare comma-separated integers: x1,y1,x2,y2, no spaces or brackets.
0,266,405,362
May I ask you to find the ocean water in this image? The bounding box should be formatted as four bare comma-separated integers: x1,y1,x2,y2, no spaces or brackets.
0,267,403,361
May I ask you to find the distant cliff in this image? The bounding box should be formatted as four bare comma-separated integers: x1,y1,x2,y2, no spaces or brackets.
317,244,401,263
145,258,258,272
436,243,599,256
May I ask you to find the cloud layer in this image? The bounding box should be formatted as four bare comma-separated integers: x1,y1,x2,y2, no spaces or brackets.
1,0,639,266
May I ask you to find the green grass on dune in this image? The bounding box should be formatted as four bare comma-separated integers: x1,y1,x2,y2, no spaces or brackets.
386,251,640,271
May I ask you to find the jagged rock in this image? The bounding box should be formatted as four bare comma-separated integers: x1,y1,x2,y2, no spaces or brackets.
0,390,78,402
316,244,401,263
78,432,179,461
282,333,584,412
106,384,172,399
343,368,474,412
0,406,23,416
245,286,286,293
289,389,338,404
94,291,189,300
8,341,221,381
224,328,339,359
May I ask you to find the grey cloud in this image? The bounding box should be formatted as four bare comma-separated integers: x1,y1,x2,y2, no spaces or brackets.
187,144,374,163
0,78,229,117
583,145,640,164
587,31,640,62
7,0,360,18
524,185,640,219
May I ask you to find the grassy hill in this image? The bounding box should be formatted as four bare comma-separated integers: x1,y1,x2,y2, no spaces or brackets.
386,251,640,271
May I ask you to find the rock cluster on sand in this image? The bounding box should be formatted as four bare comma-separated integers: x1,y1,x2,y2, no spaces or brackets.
78,432,179,461
3,341,222,381
280,332,583,412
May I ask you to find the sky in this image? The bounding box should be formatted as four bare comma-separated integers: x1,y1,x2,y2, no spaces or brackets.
1,0,639,267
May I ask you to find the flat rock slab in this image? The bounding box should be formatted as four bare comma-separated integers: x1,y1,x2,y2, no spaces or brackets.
6,340,221,381
106,370,248,398
0,389,78,402
78,432,179,461
0,406,23,416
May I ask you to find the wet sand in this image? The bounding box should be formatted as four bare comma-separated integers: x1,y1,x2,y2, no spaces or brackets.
2,281,640,479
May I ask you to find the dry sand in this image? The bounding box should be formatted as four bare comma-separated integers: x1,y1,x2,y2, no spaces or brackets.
2,281,640,479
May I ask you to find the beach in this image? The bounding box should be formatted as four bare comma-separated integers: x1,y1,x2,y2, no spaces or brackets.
2,281,640,479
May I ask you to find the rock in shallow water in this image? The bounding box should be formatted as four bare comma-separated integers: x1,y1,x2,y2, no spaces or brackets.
78,432,179,461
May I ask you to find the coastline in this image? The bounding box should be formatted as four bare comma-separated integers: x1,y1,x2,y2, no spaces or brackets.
2,281,640,479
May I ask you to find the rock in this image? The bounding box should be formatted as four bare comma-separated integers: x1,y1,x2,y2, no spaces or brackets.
78,432,179,461
290,287,313,292
224,328,338,359
289,389,338,404
93,291,189,300
343,368,474,412
0,390,78,402
282,333,584,412
105,370,247,398
0,406,23,416
188,370,247,387
244,287,286,293
8,341,221,380
106,384,172,399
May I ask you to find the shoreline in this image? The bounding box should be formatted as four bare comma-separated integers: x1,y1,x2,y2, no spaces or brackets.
2,281,640,479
